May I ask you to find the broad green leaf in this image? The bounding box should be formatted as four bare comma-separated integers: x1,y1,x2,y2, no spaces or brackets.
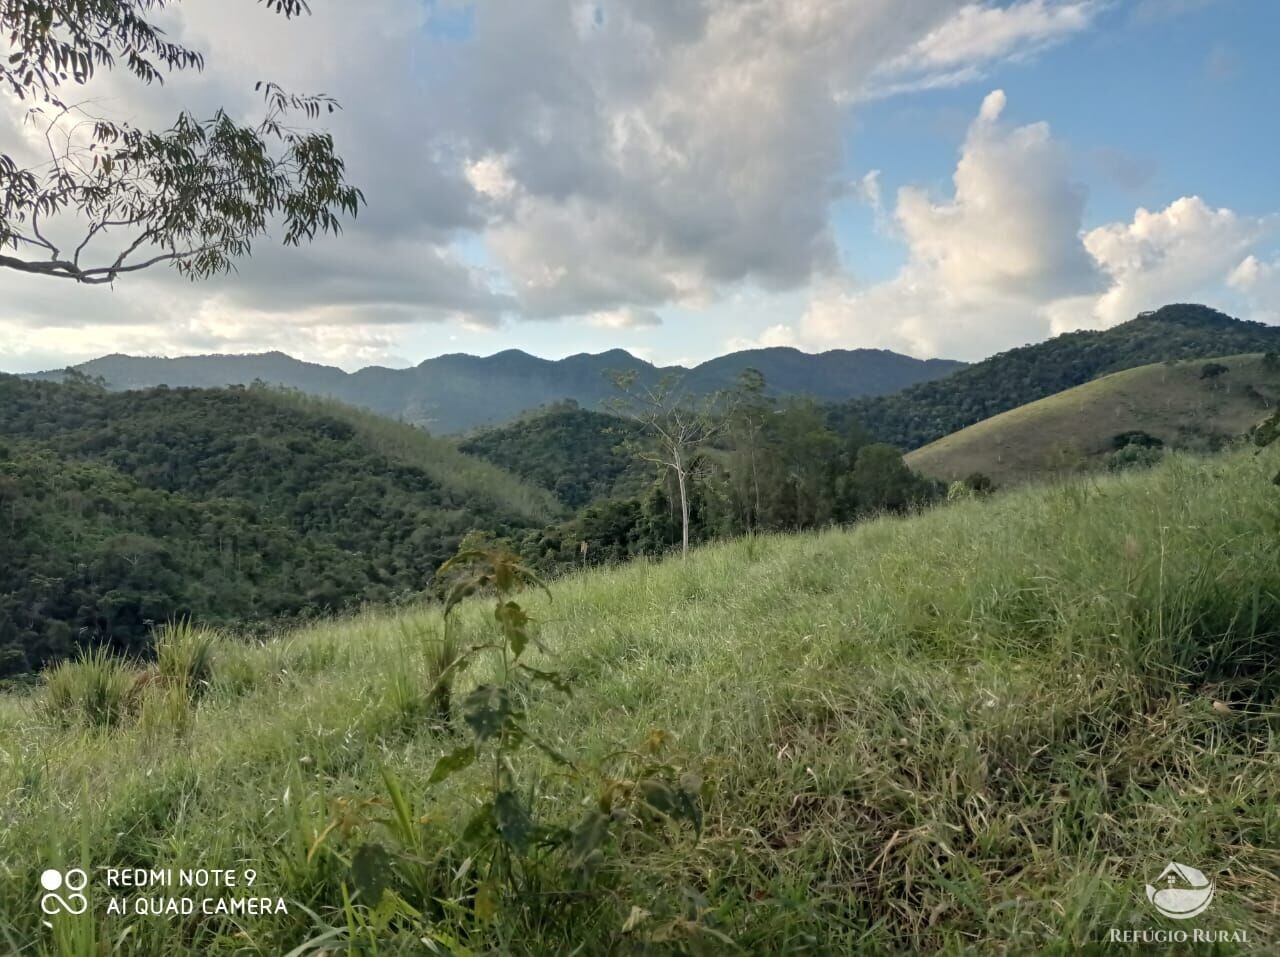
518,664,573,696
350,842,392,904
428,744,476,786
461,801,494,843
462,685,516,741
493,789,536,854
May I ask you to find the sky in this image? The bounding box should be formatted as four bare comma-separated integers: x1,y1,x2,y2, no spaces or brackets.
1,0,1278,373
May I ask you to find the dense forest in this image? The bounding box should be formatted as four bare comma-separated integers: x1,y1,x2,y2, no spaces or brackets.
0,376,550,675
830,304,1280,449
1,373,941,675
459,402,647,509
488,389,943,568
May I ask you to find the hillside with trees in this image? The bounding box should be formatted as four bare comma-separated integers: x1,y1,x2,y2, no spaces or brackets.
906,353,1280,486
831,304,1280,450
503,385,938,571
458,402,648,509
5,445,1276,951
0,376,555,675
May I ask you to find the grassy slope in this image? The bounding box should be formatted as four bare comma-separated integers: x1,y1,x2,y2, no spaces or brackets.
2,448,1279,954
906,355,1280,486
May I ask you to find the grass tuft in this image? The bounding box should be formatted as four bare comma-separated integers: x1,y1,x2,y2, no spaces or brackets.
41,646,136,729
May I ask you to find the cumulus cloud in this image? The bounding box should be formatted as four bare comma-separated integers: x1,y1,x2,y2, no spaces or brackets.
756,91,1278,360
1056,197,1276,330
5,0,1243,372
783,91,1102,358
1227,254,1280,323
725,323,801,353
431,0,967,321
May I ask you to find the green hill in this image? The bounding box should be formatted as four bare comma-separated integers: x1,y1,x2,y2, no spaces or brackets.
26,345,966,433
0,376,558,675
458,403,647,509
2,446,1277,952
833,304,1280,450
906,354,1280,486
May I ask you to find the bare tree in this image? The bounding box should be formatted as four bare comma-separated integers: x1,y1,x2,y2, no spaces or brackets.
0,1,362,284
606,370,729,559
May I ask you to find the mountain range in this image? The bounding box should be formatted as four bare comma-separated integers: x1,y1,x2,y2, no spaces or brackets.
23,347,967,434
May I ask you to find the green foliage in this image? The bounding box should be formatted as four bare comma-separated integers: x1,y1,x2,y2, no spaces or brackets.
832,304,1280,450
1255,410,1280,448
4,448,1280,952
269,389,565,522
294,546,709,949
460,402,646,509
153,620,219,699
1,1,362,284
1104,444,1165,472
497,378,940,575
41,646,135,728
1201,361,1230,382
1112,429,1164,450
0,376,549,674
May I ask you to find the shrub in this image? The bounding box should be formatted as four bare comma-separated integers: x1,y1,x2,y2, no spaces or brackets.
1111,430,1164,451
1105,444,1165,473
42,647,136,728
153,619,219,698
963,471,994,494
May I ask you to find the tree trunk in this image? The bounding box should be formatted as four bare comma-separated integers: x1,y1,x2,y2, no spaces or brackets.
674,450,690,559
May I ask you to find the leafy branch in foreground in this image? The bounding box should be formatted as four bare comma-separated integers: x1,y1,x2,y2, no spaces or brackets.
303,546,716,950
0,1,363,283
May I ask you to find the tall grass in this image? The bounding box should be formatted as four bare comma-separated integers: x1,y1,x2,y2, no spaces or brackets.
40,647,135,729
1,447,1277,954
153,620,219,698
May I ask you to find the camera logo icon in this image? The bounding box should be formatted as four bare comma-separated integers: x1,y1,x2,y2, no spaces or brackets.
39,869,89,916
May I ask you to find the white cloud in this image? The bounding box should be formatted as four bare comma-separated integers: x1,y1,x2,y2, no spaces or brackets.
1227,254,1280,323
782,91,1101,358
864,1,1101,99
1055,197,1276,331
753,91,1278,361
585,307,663,330
437,0,967,320
7,0,1254,373
725,323,800,352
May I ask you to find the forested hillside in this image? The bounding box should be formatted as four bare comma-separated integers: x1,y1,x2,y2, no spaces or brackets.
831,304,1280,449
458,402,647,509
494,395,939,569
0,376,553,675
